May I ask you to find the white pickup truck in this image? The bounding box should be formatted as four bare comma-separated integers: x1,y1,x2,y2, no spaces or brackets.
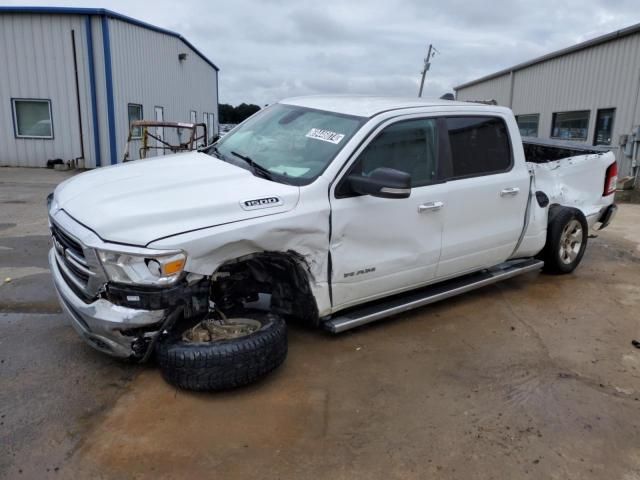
48,96,618,391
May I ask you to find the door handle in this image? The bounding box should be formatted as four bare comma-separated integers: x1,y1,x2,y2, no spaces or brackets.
418,201,444,213
500,187,520,197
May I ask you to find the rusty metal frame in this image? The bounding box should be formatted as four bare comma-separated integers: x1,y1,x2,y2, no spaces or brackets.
123,120,208,161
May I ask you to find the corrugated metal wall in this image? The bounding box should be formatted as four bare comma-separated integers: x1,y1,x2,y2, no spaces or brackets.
454,73,513,106
89,15,109,169
0,13,95,167
0,12,218,168
456,32,640,177
107,18,218,164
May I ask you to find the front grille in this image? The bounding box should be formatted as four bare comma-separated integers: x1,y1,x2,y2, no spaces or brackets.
56,256,93,302
65,256,90,283
51,224,84,259
51,219,105,302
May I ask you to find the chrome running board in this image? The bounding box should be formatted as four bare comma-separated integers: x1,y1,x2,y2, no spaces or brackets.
325,258,544,334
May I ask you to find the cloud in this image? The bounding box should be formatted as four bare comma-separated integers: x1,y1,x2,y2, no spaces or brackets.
6,0,639,105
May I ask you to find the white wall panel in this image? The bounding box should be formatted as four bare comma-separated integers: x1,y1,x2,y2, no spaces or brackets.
0,14,94,167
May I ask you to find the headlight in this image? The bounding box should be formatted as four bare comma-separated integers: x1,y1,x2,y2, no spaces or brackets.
97,249,187,286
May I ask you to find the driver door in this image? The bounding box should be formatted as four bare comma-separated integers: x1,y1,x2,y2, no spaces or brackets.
329,117,447,310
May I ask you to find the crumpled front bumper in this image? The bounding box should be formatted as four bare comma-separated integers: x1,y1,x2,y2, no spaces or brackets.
49,248,167,358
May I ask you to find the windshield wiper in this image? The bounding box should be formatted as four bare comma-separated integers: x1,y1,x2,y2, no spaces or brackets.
230,151,274,180
208,144,226,161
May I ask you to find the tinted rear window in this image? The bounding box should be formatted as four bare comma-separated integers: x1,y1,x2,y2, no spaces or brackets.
446,117,512,178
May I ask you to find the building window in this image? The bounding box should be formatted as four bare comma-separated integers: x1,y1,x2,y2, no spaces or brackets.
516,114,539,138
594,108,615,146
190,110,197,124
551,110,590,141
12,99,53,138
446,116,512,178
128,103,143,138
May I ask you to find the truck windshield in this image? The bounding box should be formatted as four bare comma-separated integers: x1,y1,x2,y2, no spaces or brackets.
209,104,365,185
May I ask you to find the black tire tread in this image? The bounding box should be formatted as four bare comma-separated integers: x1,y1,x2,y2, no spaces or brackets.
541,206,588,275
156,312,287,391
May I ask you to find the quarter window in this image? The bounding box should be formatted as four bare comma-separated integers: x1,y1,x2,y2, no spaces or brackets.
446,116,512,178
551,110,590,141
516,114,539,138
594,108,615,146
12,99,53,138
349,118,439,188
128,103,143,139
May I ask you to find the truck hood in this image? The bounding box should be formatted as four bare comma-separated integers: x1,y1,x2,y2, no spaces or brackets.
54,152,300,246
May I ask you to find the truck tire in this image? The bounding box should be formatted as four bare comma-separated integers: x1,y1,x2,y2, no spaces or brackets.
155,312,287,391
541,206,588,274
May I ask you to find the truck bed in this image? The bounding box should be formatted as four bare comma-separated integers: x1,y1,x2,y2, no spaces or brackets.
522,136,611,163
522,136,615,226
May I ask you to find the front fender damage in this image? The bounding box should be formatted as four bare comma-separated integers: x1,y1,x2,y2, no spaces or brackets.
111,247,321,361
147,209,332,317
210,251,320,327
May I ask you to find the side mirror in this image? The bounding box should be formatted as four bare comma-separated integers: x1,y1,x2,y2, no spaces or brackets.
348,167,411,199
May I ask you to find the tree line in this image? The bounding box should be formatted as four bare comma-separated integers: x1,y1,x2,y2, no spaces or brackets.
219,103,261,124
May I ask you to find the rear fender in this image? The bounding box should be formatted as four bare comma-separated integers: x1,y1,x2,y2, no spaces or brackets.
531,151,616,225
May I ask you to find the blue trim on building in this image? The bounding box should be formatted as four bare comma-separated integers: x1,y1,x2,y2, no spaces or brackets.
0,6,219,71
85,16,101,167
101,16,117,166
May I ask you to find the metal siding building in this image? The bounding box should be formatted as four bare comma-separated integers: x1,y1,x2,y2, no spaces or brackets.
455,23,640,178
0,7,219,168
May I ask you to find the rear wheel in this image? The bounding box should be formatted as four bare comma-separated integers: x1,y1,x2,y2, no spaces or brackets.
541,207,588,274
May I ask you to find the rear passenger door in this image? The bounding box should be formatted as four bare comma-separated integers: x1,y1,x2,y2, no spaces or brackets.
436,115,529,279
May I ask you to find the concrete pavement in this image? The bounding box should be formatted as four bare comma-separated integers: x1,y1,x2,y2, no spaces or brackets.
1,167,639,479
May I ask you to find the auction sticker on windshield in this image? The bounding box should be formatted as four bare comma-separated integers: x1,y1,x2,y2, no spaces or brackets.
306,128,345,144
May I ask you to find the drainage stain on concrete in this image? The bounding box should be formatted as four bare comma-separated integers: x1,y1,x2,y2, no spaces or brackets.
63,239,640,479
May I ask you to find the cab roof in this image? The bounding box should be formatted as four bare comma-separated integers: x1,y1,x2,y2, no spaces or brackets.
280,95,490,118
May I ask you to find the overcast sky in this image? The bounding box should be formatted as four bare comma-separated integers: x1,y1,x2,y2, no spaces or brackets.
7,0,640,105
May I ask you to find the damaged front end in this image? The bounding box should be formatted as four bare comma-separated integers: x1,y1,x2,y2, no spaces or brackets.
48,210,212,361
49,203,321,361
104,276,211,359
50,244,211,360
49,213,319,362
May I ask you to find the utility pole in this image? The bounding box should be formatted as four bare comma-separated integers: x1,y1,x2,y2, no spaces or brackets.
418,44,437,97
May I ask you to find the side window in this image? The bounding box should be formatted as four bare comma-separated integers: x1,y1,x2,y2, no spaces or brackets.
12,99,53,138
446,116,512,178
551,110,589,140
349,118,439,189
594,108,615,146
515,114,539,138
128,103,143,139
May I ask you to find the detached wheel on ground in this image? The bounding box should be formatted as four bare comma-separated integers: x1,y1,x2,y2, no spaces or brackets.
541,206,588,274
156,311,287,391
